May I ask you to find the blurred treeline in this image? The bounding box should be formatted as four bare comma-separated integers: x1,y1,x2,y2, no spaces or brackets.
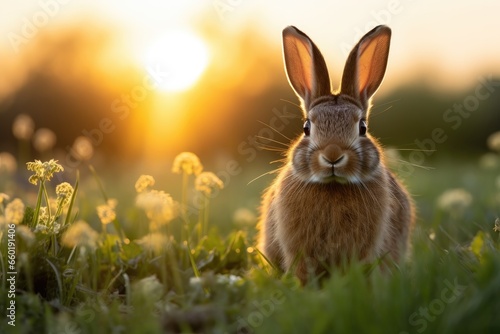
0,21,498,169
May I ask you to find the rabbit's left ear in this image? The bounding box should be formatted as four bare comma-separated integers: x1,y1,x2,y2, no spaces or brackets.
282,26,331,112
341,25,391,109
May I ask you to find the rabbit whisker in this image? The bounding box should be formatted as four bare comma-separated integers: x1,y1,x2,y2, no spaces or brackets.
257,120,293,141
255,135,290,147
247,168,283,185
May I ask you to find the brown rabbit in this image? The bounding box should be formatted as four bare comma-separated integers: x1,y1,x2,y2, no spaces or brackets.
258,25,414,284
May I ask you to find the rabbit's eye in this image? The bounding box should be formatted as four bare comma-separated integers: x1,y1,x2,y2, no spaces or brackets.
359,120,367,136
303,119,311,136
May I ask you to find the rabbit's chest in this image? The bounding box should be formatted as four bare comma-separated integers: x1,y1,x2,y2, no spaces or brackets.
276,179,391,257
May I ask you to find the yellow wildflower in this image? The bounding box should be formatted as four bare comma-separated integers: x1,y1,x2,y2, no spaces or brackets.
0,193,10,205
5,198,25,225
135,175,155,193
195,172,224,196
96,201,116,225
61,220,99,250
26,159,64,185
56,182,74,207
38,206,49,225
172,152,203,175
34,206,60,234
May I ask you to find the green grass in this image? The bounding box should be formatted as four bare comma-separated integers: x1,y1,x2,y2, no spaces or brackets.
0,152,499,334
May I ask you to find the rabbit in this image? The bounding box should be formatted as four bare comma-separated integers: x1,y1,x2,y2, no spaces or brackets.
258,25,414,284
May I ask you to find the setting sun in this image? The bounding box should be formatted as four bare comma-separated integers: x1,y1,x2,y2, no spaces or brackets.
143,30,209,92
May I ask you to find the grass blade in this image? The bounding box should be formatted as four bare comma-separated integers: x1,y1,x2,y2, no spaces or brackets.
64,170,79,227
45,258,64,302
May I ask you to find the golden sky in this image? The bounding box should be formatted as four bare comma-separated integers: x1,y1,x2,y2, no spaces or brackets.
1,0,499,159
1,0,500,93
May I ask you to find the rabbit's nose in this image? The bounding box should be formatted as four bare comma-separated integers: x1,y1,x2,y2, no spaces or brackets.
321,154,346,166
321,144,347,167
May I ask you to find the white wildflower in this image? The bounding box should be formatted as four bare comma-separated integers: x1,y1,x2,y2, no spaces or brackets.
487,131,500,152
33,128,56,152
172,152,203,175
437,188,472,217
96,201,117,225
494,218,500,233
195,172,224,196
5,198,25,224
0,152,17,173
0,193,10,205
16,225,36,247
132,275,164,302
61,220,100,250
136,232,169,255
136,190,178,224
233,208,257,226
479,153,498,170
135,175,155,193
72,136,94,161
12,114,35,140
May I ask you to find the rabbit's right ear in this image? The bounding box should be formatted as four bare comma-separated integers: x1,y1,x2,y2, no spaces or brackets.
282,26,331,111
341,25,391,110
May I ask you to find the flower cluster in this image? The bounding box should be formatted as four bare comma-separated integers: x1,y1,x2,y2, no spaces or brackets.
437,188,472,217
487,131,500,153
61,220,100,251
136,232,169,255
172,152,203,176
33,128,57,153
0,152,17,173
97,199,117,225
136,190,178,227
5,198,25,225
56,182,74,207
12,114,35,141
26,159,64,185
135,175,155,193
195,172,224,197
0,193,10,205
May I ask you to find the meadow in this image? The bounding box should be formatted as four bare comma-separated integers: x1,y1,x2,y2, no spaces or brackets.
0,129,499,334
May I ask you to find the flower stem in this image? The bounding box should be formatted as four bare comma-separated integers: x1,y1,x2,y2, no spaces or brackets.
42,182,51,223
181,172,189,242
64,171,79,227
88,164,108,202
32,180,45,227
203,196,210,236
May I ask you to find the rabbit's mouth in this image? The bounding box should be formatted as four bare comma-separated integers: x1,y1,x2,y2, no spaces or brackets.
329,176,349,184
312,174,349,184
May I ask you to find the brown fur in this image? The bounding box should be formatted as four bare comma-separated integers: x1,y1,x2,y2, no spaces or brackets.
258,25,415,284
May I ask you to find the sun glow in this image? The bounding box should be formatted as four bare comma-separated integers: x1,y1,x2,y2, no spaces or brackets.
143,30,209,92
